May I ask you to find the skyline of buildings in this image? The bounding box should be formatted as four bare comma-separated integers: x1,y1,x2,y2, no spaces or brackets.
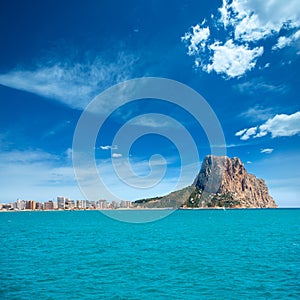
0,196,132,211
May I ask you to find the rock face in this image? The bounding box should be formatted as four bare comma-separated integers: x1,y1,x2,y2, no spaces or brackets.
190,155,277,208
133,155,277,208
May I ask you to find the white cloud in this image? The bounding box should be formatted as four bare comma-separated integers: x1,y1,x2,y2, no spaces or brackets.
218,0,231,28
181,23,210,56
235,128,247,136
273,30,300,50
261,148,274,154
205,40,263,78
238,126,257,140
234,13,275,42
254,131,268,138
100,145,118,150
182,0,300,78
0,53,136,110
219,0,282,42
257,112,300,138
236,111,300,140
242,0,300,29
220,0,300,42
112,153,122,158
245,126,257,136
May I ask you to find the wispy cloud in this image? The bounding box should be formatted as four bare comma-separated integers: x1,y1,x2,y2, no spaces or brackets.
239,105,276,122
235,78,288,95
100,145,118,150
130,115,181,128
112,153,122,158
0,131,14,151
182,0,300,78
65,148,73,160
236,111,300,140
0,53,137,110
261,148,274,154
0,149,59,163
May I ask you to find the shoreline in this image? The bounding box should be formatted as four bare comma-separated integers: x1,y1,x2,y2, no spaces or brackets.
1,207,297,213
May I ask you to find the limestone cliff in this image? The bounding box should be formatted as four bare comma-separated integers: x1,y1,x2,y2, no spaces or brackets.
189,155,277,208
133,155,277,208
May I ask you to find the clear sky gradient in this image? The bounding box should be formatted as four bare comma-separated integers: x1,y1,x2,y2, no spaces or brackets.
0,0,299,206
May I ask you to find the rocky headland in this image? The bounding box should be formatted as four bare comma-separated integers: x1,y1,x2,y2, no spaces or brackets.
133,155,277,209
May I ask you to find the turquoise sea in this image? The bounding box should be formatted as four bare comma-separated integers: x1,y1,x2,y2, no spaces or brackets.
1,209,299,299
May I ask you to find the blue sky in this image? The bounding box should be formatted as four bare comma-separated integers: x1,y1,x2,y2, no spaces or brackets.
0,0,299,207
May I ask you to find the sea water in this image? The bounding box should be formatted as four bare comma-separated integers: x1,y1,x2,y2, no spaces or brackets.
0,209,299,299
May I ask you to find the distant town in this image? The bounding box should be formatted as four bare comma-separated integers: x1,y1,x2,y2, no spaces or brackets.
0,197,133,211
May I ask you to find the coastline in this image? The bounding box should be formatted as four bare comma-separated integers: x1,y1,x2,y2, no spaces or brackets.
0,207,291,213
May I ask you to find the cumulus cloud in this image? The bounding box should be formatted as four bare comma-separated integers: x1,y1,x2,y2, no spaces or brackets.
261,148,274,154
0,53,136,110
182,0,300,78
181,23,210,56
236,111,300,140
205,40,263,78
257,112,300,138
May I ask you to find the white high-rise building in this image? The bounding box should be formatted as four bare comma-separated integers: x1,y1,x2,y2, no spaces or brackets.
76,200,87,209
57,196,65,209
98,200,107,209
16,199,26,210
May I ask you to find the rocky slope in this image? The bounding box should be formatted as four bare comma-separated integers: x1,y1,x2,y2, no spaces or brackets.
133,185,195,208
133,155,277,208
189,155,277,208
